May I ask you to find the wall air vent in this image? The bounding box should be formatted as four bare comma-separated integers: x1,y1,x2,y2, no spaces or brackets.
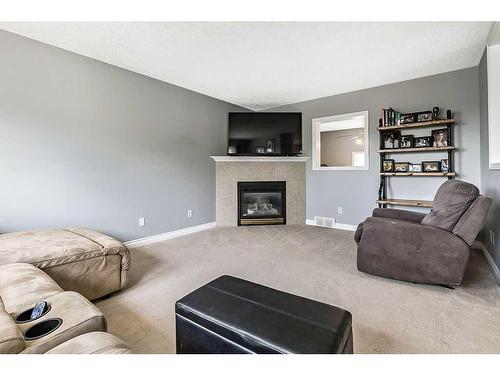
314,216,335,228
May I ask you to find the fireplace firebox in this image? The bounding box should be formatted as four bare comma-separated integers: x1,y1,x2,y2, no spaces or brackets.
238,181,286,226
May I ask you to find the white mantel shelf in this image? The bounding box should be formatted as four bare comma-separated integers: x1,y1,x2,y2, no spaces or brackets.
210,156,310,163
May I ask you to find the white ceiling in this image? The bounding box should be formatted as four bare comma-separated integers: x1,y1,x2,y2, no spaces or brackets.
0,22,493,110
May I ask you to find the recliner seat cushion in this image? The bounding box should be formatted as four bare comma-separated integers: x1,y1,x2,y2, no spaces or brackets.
421,180,479,231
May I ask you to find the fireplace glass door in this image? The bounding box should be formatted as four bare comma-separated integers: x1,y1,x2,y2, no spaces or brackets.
238,181,286,225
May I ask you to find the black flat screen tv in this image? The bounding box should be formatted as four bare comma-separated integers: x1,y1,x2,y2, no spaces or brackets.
228,112,302,156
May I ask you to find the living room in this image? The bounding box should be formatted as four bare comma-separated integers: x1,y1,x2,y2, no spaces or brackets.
1,1,500,373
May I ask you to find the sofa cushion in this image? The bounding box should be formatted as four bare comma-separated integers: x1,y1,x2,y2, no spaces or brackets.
0,228,130,300
421,180,479,231
0,228,128,268
0,263,63,313
0,310,25,353
46,332,132,354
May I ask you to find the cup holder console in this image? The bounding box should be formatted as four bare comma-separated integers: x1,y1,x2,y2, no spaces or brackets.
15,303,51,323
24,318,63,341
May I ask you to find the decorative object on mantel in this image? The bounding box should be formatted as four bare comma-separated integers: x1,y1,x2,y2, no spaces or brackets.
377,107,456,208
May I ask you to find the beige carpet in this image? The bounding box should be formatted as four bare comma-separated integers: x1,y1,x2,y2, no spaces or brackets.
95,225,500,354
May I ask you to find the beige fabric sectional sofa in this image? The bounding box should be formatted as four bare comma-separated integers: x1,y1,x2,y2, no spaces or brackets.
0,263,132,354
0,228,132,354
0,228,131,300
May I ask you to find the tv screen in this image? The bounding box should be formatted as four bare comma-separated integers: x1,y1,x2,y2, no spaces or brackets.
228,112,302,156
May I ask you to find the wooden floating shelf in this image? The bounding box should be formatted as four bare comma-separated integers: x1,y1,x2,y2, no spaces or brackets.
380,172,456,177
376,199,433,208
377,119,454,131
378,146,455,153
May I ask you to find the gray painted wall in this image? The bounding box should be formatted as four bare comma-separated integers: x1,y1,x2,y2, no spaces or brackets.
479,49,500,268
0,30,244,242
271,67,482,226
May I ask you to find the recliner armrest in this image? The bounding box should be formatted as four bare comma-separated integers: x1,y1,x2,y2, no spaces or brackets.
0,310,25,354
372,208,426,223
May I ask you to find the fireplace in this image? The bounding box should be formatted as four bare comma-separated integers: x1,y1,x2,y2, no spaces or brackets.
238,181,286,226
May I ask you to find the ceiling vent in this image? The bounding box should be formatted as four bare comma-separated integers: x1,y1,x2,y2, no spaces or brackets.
314,216,335,229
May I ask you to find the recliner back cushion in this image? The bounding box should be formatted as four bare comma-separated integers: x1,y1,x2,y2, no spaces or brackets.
422,180,479,232
452,195,492,246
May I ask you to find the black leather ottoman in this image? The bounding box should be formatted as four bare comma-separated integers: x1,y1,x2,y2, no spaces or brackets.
175,275,353,354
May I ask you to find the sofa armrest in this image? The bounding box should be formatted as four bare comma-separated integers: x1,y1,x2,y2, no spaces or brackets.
0,310,25,354
372,208,426,223
357,217,470,285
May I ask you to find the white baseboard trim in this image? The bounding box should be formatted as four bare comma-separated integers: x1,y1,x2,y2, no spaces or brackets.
124,222,216,248
473,240,500,285
305,219,357,232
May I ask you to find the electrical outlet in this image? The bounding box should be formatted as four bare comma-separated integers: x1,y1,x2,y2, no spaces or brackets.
337,207,343,215
187,209,193,218
138,217,145,227
490,229,496,246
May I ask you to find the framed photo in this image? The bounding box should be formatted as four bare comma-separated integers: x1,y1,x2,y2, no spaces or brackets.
441,159,449,172
383,131,401,149
414,136,432,148
400,113,416,124
394,162,410,172
400,111,433,124
266,138,275,153
416,111,433,122
255,146,265,154
422,161,441,172
400,135,414,148
382,159,395,172
432,128,448,147
409,164,422,173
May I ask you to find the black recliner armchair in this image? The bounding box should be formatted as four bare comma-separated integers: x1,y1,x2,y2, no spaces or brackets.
355,180,492,285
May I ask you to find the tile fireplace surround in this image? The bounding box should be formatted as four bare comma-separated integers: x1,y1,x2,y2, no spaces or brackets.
211,156,309,227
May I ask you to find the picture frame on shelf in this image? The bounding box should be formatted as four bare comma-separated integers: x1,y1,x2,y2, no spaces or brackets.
383,131,401,149
409,164,422,173
422,161,441,172
414,136,432,148
400,113,416,124
394,162,410,172
416,111,433,122
382,159,395,172
432,128,448,147
400,111,433,124
400,135,414,148
266,138,275,153
441,159,449,172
